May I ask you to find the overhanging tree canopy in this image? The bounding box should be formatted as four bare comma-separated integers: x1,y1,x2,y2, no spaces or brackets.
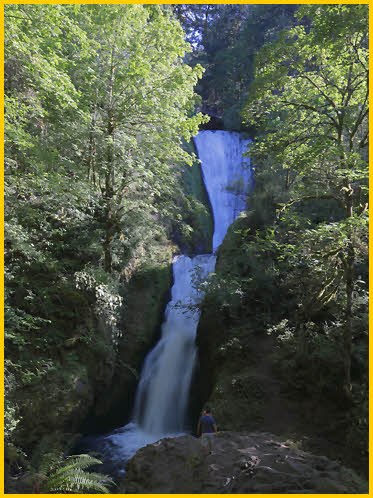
243,4,368,396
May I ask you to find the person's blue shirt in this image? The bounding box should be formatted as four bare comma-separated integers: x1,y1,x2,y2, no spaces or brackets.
200,415,216,433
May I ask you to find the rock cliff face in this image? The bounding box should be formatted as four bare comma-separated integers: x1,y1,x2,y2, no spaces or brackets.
119,431,367,494
9,258,173,462
193,213,368,477
195,215,276,432
84,263,173,432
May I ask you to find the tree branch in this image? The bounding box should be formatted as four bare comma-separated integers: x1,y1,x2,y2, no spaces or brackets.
277,194,343,217
280,99,339,129
300,73,337,109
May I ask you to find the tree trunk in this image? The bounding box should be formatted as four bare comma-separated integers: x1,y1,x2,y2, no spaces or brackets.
104,110,115,273
342,178,354,398
103,208,114,273
103,48,116,273
87,104,97,186
285,167,290,189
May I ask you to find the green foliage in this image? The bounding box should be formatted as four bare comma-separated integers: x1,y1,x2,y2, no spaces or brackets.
4,5,209,481
67,4,209,271
169,139,213,254
4,361,21,443
242,4,368,394
5,3,208,271
244,4,368,191
75,265,123,345
32,452,114,493
176,5,298,129
268,319,345,393
267,284,368,458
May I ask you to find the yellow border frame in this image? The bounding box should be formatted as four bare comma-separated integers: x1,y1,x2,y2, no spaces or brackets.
1,1,370,497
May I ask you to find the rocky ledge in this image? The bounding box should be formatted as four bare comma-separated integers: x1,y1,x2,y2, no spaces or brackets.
119,431,367,494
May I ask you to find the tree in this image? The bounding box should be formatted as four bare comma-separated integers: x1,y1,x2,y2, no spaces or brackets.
243,4,368,396
175,4,298,129
5,5,89,172
5,4,207,273
71,5,206,271
4,5,208,476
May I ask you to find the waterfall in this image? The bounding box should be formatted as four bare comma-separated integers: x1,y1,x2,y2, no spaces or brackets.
80,130,251,476
194,131,252,251
132,253,216,434
131,131,251,436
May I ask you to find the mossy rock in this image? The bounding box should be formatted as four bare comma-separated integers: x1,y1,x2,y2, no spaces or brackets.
172,139,213,255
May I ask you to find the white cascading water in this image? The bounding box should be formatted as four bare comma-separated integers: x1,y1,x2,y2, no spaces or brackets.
132,253,216,434
195,130,252,251
81,130,251,476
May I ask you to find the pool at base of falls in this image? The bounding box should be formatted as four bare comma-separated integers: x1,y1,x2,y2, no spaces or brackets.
74,422,188,478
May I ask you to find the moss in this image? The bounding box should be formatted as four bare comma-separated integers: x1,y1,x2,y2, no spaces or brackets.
81,253,173,431
126,263,172,342
196,200,368,479
173,139,213,255
13,360,94,452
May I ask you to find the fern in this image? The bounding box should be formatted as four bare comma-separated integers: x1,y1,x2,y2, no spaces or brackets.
45,469,113,493
51,454,104,474
34,453,115,494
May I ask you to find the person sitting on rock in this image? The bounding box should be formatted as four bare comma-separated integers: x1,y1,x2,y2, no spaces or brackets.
197,406,217,455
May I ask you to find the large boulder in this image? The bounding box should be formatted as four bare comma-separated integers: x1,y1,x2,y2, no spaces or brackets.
119,431,367,494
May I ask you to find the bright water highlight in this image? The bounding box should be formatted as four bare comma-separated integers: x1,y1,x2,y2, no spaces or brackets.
195,130,252,251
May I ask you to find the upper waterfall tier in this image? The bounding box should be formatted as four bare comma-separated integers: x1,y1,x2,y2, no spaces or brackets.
194,130,252,251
